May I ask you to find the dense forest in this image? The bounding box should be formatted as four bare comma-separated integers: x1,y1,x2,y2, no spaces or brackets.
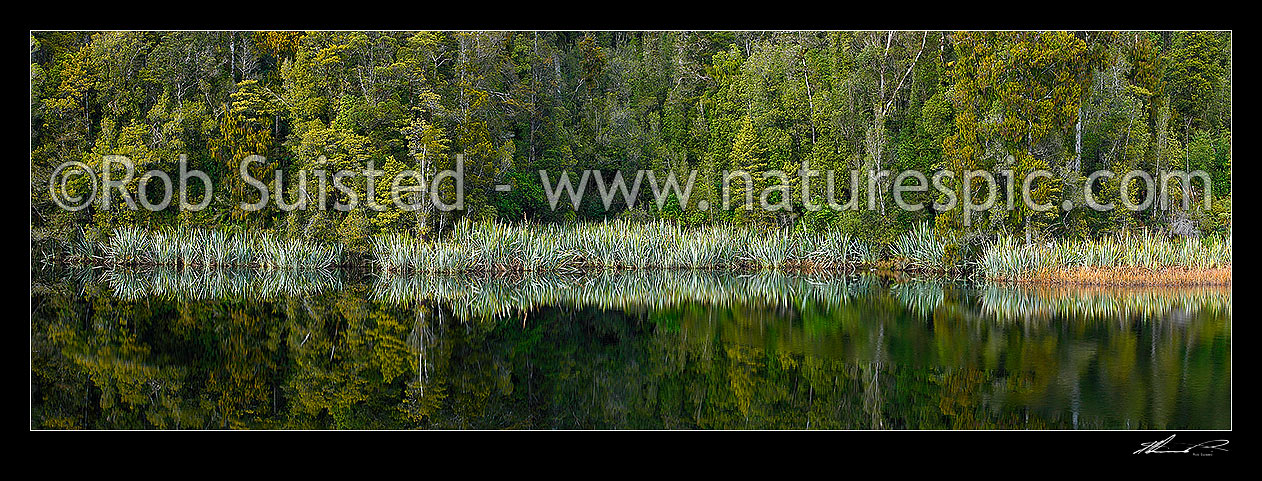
30,31,1232,260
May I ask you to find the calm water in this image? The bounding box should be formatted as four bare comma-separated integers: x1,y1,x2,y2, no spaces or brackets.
31,268,1231,429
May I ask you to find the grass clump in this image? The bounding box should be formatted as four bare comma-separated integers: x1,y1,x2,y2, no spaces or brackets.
980,230,1231,284
371,219,883,273
57,226,343,270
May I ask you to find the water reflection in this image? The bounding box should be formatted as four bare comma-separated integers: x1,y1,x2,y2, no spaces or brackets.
31,268,1230,429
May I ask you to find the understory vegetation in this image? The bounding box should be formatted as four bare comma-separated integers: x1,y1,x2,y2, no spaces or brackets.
371,218,888,272
979,230,1230,283
46,226,343,269
46,220,1231,285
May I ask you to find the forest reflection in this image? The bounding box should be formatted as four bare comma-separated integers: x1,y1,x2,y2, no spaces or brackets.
32,268,1230,429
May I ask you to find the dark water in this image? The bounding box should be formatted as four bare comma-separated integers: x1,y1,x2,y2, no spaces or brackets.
31,268,1231,429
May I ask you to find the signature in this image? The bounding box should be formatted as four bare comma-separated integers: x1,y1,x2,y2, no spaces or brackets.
1134,434,1229,455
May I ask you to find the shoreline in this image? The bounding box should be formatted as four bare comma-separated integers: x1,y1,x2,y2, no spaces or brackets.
35,222,1232,287
36,260,1232,287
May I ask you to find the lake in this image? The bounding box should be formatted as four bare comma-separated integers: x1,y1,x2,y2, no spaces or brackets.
31,268,1231,429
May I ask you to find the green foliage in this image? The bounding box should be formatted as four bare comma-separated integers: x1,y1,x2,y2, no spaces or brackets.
30,31,1231,271
980,230,1231,280
58,226,343,269
370,218,887,273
